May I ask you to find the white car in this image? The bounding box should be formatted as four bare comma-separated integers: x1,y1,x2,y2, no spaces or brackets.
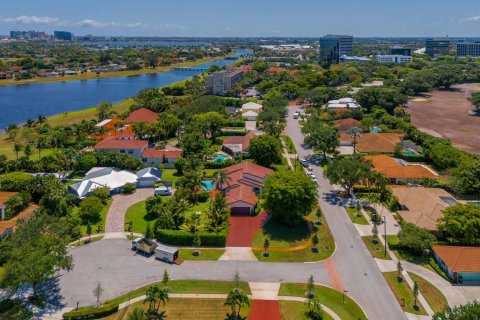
154,186,172,196
293,111,300,119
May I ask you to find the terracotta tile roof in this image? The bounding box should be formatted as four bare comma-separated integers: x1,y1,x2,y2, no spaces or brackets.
268,67,286,73
222,132,257,152
0,204,38,235
288,100,307,107
125,108,158,123
94,136,148,150
226,185,257,206
223,162,273,180
334,118,361,132
365,155,437,180
0,192,18,206
236,65,253,72
356,133,403,153
142,148,182,159
433,245,480,273
391,186,455,231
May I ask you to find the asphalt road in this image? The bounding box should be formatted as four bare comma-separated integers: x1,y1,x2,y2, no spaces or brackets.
285,106,406,320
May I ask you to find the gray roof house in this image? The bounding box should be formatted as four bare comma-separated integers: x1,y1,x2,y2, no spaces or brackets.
136,167,163,188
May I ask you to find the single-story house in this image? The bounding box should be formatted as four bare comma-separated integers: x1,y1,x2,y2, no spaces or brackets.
433,245,480,283
327,97,360,109
354,133,404,153
365,155,437,183
0,192,18,220
242,110,258,121
0,205,39,239
241,102,262,112
69,167,139,198
141,148,182,168
221,162,273,214
334,118,361,133
390,186,456,233
222,132,257,157
125,108,159,123
0,72,7,79
94,136,148,159
136,167,163,188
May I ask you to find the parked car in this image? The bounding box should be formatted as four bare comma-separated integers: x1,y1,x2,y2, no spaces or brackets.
154,186,172,196
300,159,309,167
293,111,300,119
307,165,313,171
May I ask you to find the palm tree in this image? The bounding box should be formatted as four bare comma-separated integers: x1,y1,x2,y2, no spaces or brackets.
13,142,22,159
347,126,362,154
215,170,231,191
144,285,160,315
224,288,250,318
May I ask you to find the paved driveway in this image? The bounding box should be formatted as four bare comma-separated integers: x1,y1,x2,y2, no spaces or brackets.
226,212,268,247
105,188,154,234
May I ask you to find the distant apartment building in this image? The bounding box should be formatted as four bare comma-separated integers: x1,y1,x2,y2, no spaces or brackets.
390,46,412,56
318,35,353,64
54,31,74,41
376,55,413,64
10,31,24,39
456,41,480,58
10,30,50,40
425,38,451,58
206,70,244,95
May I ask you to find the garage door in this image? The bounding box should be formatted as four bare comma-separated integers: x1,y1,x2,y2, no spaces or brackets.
231,207,251,215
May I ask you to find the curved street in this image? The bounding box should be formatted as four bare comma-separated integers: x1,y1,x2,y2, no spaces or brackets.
57,106,406,320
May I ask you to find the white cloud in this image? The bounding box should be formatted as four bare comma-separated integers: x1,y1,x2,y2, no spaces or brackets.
461,16,480,22
2,15,60,25
0,15,149,29
76,19,115,28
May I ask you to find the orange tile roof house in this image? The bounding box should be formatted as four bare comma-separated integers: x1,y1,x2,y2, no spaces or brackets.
365,155,437,183
356,133,403,153
0,204,38,239
124,108,159,123
390,186,456,231
222,132,257,157
94,135,148,159
334,118,361,132
0,192,18,220
221,162,273,215
142,148,182,168
433,245,480,283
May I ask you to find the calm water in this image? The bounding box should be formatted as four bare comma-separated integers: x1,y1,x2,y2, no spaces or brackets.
0,50,249,129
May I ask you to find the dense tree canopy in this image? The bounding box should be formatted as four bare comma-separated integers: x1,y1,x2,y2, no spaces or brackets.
433,301,480,320
248,135,283,168
325,156,372,195
397,222,436,254
354,87,408,114
439,204,480,245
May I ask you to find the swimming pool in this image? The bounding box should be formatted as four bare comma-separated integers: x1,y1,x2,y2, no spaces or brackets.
403,149,417,156
202,180,215,191
370,126,382,133
214,154,227,162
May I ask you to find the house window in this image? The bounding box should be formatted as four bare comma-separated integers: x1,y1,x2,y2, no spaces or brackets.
128,150,134,154
142,158,147,162
120,150,126,153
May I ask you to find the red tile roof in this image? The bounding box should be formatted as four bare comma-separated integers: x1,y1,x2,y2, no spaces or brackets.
94,136,148,150
223,162,273,180
226,185,257,206
334,118,361,132
142,148,182,159
222,132,257,151
268,67,286,73
125,108,158,123
356,133,403,153
433,245,480,273
236,65,253,72
0,192,18,206
365,155,437,180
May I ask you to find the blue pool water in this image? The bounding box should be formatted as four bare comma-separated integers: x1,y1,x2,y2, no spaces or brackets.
214,154,227,162
370,127,382,133
403,149,417,156
202,180,215,191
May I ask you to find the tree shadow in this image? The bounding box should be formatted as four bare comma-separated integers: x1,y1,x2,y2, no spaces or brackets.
260,217,310,244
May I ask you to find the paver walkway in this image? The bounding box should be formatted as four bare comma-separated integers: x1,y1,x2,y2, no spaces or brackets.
104,188,153,234
219,247,257,261
226,212,268,247
249,282,280,300
248,300,281,320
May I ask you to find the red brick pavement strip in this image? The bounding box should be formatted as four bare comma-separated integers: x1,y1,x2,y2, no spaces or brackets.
248,300,282,320
226,212,268,247
325,257,345,292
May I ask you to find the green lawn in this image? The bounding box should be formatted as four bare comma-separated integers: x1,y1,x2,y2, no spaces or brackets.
408,272,448,314
281,135,296,154
362,236,390,260
279,283,367,320
0,266,5,283
279,300,334,320
79,199,112,236
345,207,369,225
161,169,182,183
179,249,225,260
124,200,151,234
251,217,311,248
383,272,427,315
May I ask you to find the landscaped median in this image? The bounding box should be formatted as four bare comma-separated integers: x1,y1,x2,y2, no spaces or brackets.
62,280,251,319
279,300,335,320
382,272,427,316
278,283,367,320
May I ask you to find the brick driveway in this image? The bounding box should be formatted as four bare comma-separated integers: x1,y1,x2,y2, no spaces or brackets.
226,212,268,247
248,300,281,320
104,188,154,233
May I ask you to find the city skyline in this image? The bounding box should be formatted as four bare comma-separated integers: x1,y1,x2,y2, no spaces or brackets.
1,0,480,37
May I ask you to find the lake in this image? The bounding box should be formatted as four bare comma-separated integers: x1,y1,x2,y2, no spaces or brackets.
0,49,249,129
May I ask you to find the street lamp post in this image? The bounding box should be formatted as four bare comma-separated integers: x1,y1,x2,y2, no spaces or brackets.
383,215,387,258
343,290,348,304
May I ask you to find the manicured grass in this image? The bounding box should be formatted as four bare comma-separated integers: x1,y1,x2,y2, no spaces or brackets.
251,217,311,248
281,135,296,154
408,272,448,314
102,298,250,320
161,169,182,183
124,200,151,234
178,249,225,260
0,266,5,283
279,300,335,320
383,272,427,315
79,199,112,236
361,236,390,260
345,207,369,225
279,283,367,320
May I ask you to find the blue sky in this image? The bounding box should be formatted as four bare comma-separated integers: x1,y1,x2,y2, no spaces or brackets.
1,0,479,37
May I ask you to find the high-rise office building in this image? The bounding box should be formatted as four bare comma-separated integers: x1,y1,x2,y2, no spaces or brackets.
425,38,451,58
10,31,24,39
390,46,412,56
318,35,353,64
456,42,480,58
54,31,74,41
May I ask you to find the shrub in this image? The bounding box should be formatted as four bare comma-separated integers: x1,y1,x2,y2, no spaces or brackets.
155,229,227,246
0,172,34,191
62,303,119,319
198,192,209,203
79,196,103,224
92,187,109,204
220,130,247,136
120,183,136,195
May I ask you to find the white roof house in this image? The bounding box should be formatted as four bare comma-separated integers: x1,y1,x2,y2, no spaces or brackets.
338,97,355,104
327,97,361,109
241,102,263,111
69,167,138,198
95,119,112,127
242,110,258,118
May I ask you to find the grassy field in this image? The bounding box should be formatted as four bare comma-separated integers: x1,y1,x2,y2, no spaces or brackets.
0,57,219,87
124,200,150,234
383,272,427,315
78,199,112,236
345,207,369,225
279,300,335,320
281,135,296,154
279,283,367,320
408,272,448,314
251,217,311,248
101,298,250,320
179,249,225,260
161,169,182,183
362,236,390,260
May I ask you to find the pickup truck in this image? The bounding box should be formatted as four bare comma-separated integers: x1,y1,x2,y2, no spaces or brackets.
132,238,158,254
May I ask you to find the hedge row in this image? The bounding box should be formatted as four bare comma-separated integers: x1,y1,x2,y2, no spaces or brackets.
224,120,245,127
63,303,119,319
220,130,247,136
155,229,227,246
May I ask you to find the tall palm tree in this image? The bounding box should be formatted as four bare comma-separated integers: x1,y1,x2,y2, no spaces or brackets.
347,126,362,154
13,143,22,160
215,170,231,191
